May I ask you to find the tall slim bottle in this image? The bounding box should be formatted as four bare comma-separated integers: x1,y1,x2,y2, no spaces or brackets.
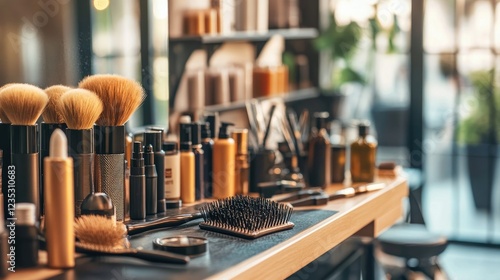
212,122,235,198
163,142,180,202
201,123,214,198
350,121,377,183
232,129,249,195
179,124,195,204
191,123,204,200
307,112,331,188
144,131,166,213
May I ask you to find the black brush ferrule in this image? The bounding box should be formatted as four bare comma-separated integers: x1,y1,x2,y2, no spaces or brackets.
11,125,38,154
67,129,93,155
94,125,125,154
0,123,11,219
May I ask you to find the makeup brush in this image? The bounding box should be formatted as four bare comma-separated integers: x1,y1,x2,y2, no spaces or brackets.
0,83,14,220
79,74,145,222
60,89,103,217
40,85,71,216
0,84,48,219
74,215,189,264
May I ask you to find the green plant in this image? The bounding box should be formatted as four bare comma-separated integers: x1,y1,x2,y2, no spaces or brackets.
458,70,500,145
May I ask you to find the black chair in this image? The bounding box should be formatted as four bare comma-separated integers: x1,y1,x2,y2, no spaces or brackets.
376,168,448,280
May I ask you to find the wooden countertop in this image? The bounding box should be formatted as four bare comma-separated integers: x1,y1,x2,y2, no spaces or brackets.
9,175,408,280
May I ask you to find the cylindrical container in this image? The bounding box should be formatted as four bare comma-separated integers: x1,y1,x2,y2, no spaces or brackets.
0,123,10,219
201,123,214,198
130,142,146,220
249,149,276,193
213,69,230,105
40,123,66,216
253,67,279,97
94,125,125,221
66,129,94,217
308,112,331,188
276,65,289,94
191,123,204,200
228,67,245,102
204,9,217,34
44,130,74,268
350,122,377,183
331,145,346,183
212,122,235,198
163,142,180,201
232,129,249,195
10,125,40,220
15,203,38,268
184,10,205,35
180,124,195,204
144,131,166,213
0,149,7,277
187,70,206,113
124,133,133,221
144,145,158,215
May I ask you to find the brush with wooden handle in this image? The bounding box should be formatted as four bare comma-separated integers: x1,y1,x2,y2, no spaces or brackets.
0,84,48,220
79,74,145,222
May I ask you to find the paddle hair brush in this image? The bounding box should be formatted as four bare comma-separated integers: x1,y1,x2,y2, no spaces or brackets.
0,84,48,220
40,85,71,215
79,74,145,222
60,89,104,217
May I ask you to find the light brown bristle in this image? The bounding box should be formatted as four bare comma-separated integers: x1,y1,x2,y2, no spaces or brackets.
60,89,103,130
78,74,145,126
0,84,48,125
43,85,72,124
0,83,16,123
74,215,126,248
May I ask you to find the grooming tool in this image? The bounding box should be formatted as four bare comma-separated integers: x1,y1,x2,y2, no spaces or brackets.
199,196,294,239
144,131,165,213
257,180,305,198
153,236,208,256
79,74,145,221
130,142,146,220
262,104,277,149
44,129,75,268
0,84,13,221
299,110,309,145
276,189,324,202
73,215,189,264
60,89,103,217
0,84,48,219
144,145,158,215
15,203,39,267
41,85,71,216
286,109,304,154
285,183,386,207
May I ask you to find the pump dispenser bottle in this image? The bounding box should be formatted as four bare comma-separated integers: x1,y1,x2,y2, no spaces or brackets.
144,144,157,215
190,123,204,200
144,131,166,213
201,122,214,198
350,121,377,183
212,122,235,198
130,142,146,220
307,112,331,188
179,124,195,204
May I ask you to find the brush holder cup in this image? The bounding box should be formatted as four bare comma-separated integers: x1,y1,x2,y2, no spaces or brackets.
249,149,276,193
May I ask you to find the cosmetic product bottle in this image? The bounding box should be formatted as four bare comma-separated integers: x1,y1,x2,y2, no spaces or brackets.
200,123,214,198
0,150,6,277
212,122,235,198
350,122,377,183
124,133,133,221
232,129,249,195
44,129,75,268
163,142,180,202
330,121,346,183
144,131,166,213
180,124,195,204
204,112,219,140
15,203,38,268
191,123,205,200
0,123,10,219
130,142,146,220
144,144,157,215
307,112,331,188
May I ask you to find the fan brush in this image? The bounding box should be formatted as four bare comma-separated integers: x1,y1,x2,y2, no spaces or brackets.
199,196,294,239
40,85,72,216
0,84,48,219
70,215,190,264
60,89,104,217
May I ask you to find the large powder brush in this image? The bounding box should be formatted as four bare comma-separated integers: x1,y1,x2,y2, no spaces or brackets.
0,83,14,221
0,84,48,219
79,74,145,221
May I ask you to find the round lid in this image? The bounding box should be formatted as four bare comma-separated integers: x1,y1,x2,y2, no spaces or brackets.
163,142,178,153
165,199,182,209
153,236,208,256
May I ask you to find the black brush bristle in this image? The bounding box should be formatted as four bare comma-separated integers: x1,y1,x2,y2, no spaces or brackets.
199,196,294,239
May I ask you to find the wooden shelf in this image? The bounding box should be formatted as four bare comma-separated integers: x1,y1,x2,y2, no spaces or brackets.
170,28,319,44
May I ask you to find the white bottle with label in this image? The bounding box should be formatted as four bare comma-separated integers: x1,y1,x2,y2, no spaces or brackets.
162,142,180,201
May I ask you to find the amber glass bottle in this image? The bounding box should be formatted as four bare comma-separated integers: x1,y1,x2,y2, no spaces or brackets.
307,112,331,188
350,122,377,183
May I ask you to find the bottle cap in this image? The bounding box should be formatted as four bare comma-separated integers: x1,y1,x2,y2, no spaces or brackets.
163,142,178,153
190,123,202,145
147,127,165,142
144,131,162,152
144,144,155,165
357,121,370,137
218,122,234,139
179,125,192,151
204,112,218,139
314,112,329,130
15,203,36,226
179,115,191,124
201,122,211,139
232,129,248,155
153,236,208,256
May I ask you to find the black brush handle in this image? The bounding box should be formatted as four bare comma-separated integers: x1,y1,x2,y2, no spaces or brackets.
289,194,329,207
11,153,39,218
132,249,189,264
126,213,202,236
71,153,93,217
